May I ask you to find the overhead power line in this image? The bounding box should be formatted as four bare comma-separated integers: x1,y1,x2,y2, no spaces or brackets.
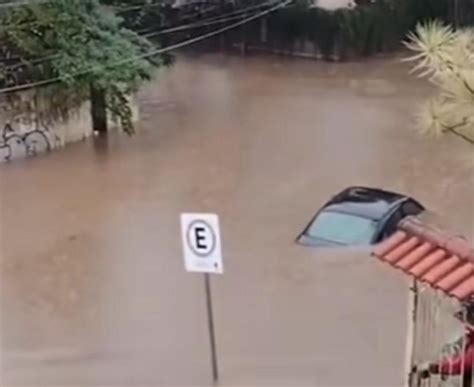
1,12,252,67
143,12,255,38
114,2,159,14
179,0,279,26
0,0,278,69
137,0,277,37
196,0,280,22
1,1,259,37
134,1,274,35
0,10,252,67
0,0,293,94
115,1,218,16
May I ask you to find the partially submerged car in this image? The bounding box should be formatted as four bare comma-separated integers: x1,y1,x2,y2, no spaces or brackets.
297,186,424,248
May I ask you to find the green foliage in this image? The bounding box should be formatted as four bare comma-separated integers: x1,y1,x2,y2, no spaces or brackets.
311,9,343,59
340,2,394,56
408,0,450,25
0,0,165,134
102,0,163,31
273,1,309,41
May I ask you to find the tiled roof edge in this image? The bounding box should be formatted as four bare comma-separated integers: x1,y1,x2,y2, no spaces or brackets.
399,216,474,262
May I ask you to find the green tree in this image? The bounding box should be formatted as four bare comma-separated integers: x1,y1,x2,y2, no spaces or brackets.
101,0,163,31
0,0,166,134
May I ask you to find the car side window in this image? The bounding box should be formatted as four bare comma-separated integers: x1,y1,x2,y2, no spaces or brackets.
402,201,422,216
383,210,404,239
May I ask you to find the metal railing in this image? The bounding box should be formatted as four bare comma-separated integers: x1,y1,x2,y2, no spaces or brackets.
410,282,473,387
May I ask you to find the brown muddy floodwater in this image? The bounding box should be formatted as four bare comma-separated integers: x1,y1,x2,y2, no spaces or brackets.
1,53,473,387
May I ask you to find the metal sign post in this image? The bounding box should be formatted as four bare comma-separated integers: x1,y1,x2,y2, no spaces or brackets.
181,213,223,384
205,272,219,383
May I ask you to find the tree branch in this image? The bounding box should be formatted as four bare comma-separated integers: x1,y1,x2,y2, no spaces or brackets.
442,61,474,96
447,128,474,145
442,121,474,146
463,79,474,95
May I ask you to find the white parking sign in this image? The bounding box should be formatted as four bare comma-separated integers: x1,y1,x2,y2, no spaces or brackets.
181,213,223,274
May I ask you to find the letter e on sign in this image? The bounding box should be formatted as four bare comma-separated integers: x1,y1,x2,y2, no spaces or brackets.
181,213,223,274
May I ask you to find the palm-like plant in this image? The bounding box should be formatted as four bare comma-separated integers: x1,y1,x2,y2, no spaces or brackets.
406,21,474,146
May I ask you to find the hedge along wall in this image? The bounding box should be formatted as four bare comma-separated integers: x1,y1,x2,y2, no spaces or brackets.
231,0,450,60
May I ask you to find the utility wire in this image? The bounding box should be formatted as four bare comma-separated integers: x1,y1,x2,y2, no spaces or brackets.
1,13,242,67
1,12,249,66
135,0,277,36
178,0,279,27
1,12,244,67
114,2,159,14
191,0,279,22
0,0,259,39
143,12,255,38
178,0,278,24
0,0,212,15
1,0,274,38
115,1,218,16
1,1,276,66
0,0,293,94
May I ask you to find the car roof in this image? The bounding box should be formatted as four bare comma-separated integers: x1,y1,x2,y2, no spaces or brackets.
323,186,410,220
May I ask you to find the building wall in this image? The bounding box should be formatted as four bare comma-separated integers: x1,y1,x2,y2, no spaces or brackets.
410,283,464,386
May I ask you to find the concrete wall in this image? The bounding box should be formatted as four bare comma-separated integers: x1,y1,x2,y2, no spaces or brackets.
0,89,139,163
0,88,93,163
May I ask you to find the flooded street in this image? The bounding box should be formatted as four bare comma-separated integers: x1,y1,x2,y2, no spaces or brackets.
1,54,473,386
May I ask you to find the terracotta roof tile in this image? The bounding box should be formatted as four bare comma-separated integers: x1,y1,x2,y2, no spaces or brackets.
373,216,474,301
399,217,474,262
373,231,407,257
382,236,420,264
451,278,474,300
436,263,474,292
408,249,446,277
395,242,433,271
422,255,461,284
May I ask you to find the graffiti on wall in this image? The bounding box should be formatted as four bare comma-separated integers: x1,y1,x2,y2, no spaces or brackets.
0,121,61,162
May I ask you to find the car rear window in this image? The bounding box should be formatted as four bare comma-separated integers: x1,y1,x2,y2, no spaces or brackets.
306,211,377,245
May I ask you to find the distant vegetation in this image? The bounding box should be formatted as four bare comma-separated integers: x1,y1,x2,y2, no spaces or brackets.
238,0,453,60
